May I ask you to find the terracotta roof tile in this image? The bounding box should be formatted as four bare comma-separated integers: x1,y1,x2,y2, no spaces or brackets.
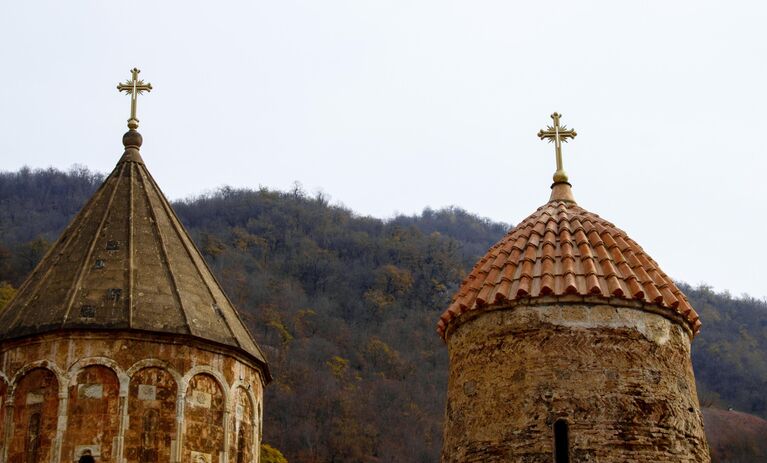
437,184,700,339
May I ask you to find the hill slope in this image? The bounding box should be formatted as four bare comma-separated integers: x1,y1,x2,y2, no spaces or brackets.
703,408,767,462
1,167,766,462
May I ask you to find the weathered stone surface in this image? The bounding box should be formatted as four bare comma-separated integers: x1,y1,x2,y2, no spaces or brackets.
230,387,255,463
442,303,711,462
184,374,225,462
125,367,177,463
6,368,59,463
0,332,265,463
63,366,121,462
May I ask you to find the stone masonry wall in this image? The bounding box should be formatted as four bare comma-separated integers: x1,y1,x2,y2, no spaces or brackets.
229,387,255,463
442,303,710,463
0,332,265,463
62,366,121,462
6,368,60,463
183,374,226,463
125,367,177,463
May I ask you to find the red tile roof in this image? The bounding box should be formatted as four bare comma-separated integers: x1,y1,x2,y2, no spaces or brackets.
437,183,700,339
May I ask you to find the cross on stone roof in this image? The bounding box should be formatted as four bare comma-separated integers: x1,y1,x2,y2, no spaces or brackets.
538,112,577,183
117,68,152,130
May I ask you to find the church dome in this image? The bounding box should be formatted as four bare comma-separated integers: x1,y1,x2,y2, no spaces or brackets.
0,70,268,463
439,113,709,463
0,129,268,375
437,182,700,338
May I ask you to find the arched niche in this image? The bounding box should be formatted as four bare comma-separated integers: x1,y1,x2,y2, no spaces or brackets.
62,365,120,462
183,373,226,463
7,368,59,463
125,367,178,463
229,387,255,463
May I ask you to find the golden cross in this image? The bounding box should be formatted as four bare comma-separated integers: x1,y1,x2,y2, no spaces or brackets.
117,68,152,130
537,112,577,183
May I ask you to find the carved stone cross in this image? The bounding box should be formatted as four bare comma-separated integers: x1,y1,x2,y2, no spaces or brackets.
117,68,152,130
538,112,577,183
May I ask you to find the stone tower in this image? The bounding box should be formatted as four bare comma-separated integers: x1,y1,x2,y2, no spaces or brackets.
437,114,710,462
0,70,269,463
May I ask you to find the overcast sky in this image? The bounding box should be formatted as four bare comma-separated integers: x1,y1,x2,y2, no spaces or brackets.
1,1,766,300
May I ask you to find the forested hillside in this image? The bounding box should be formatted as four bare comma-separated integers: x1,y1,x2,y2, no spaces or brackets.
2,167,766,462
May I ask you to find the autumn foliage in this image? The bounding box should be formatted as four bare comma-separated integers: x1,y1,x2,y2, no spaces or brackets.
1,168,767,462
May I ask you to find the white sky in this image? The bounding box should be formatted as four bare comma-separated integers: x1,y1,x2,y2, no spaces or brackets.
1,1,766,299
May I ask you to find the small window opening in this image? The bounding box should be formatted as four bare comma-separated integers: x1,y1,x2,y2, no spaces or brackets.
106,240,120,251
212,303,224,318
554,419,570,463
80,305,96,318
236,427,246,463
94,259,105,269
140,409,159,462
108,288,122,304
26,412,41,463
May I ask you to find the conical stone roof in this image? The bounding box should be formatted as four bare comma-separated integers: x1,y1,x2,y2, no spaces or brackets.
437,182,700,339
0,130,268,373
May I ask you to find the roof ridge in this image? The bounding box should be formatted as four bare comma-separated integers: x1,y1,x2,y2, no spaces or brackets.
2,173,117,329
61,162,126,326
142,166,239,345
127,162,135,328
158,182,269,363
136,163,193,336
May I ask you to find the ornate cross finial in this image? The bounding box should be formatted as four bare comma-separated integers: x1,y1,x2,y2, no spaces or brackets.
538,112,577,183
117,68,152,130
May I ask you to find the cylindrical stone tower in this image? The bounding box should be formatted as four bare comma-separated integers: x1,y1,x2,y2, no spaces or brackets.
437,114,710,462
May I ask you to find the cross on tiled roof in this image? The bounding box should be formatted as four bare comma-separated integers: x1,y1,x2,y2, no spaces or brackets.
438,114,699,340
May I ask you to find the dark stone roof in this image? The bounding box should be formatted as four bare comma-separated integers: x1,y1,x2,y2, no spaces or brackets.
0,130,268,376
